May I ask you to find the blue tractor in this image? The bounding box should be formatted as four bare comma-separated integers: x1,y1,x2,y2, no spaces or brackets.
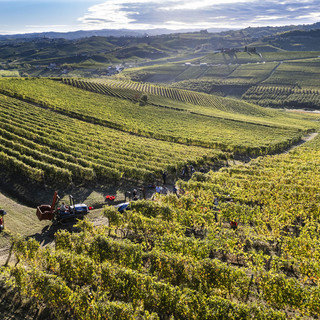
36,191,92,223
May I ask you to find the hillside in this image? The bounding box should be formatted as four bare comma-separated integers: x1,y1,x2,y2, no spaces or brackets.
2,125,320,319
259,28,320,51
0,77,316,204
124,51,320,109
1,23,320,319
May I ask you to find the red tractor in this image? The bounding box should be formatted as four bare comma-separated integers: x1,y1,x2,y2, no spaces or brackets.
0,209,7,232
36,191,92,223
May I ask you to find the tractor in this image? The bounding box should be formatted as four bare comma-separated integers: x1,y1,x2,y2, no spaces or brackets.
36,191,92,223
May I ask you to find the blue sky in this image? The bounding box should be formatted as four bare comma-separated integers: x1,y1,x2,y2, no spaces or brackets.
0,0,320,34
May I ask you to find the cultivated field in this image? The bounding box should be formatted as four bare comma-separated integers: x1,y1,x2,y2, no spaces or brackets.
2,27,320,319
0,77,315,191
3,130,320,319
0,61,319,319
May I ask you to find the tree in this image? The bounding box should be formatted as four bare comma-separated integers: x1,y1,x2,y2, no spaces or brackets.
140,94,148,106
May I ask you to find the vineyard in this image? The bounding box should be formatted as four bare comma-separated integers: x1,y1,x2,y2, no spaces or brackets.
0,78,313,155
0,92,227,185
62,77,317,130
201,51,320,65
3,131,320,318
171,62,280,93
261,58,320,88
62,77,265,116
0,77,317,187
2,25,320,320
226,62,280,84
242,85,320,109
121,54,320,102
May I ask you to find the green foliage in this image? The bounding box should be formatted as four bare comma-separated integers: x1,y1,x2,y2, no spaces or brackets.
0,77,315,186
103,206,123,228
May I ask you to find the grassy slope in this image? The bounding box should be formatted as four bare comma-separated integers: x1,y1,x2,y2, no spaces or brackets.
0,193,41,237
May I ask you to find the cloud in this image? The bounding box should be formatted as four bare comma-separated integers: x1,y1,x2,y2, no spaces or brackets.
77,0,320,30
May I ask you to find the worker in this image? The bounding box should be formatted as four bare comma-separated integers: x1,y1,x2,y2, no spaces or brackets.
162,171,167,184
60,202,67,213
184,165,189,177
0,209,7,231
139,185,146,200
132,189,138,201
173,185,178,196
230,221,238,230
125,191,131,202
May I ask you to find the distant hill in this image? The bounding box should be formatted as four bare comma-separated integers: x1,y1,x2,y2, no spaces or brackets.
0,29,151,40
1,21,320,78
0,27,230,40
1,22,320,41
236,22,320,39
259,28,320,51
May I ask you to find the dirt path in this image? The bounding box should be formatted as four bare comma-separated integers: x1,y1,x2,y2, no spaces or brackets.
284,132,318,153
0,245,10,266
257,62,282,85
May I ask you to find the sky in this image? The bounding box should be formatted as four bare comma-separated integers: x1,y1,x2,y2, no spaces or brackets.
0,0,320,35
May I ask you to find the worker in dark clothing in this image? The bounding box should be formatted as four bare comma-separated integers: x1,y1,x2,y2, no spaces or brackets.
173,185,178,196
125,191,131,202
132,189,138,201
139,186,146,200
184,165,189,177
162,171,167,185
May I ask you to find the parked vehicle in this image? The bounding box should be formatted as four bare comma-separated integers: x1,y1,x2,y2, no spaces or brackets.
36,191,92,223
0,209,7,232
